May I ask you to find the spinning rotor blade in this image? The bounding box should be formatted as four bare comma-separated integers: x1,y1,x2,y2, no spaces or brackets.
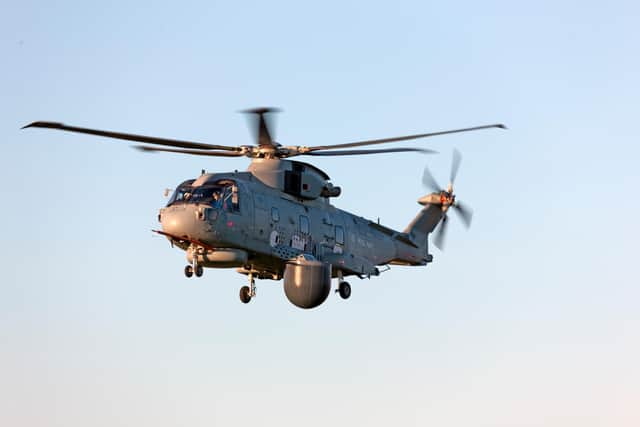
134,146,246,157
305,147,437,156
433,216,448,251
307,123,506,152
422,166,442,192
450,148,462,184
21,121,240,151
426,149,475,250
452,201,473,228
241,107,281,148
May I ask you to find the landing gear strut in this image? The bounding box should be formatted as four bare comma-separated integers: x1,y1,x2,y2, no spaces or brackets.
240,273,256,304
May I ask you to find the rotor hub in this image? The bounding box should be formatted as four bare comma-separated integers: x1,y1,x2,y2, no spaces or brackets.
439,191,455,209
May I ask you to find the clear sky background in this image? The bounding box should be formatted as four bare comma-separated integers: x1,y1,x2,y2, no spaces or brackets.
1,1,639,426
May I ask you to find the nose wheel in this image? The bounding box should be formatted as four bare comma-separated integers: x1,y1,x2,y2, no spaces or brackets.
184,245,205,278
184,265,193,278
184,264,203,278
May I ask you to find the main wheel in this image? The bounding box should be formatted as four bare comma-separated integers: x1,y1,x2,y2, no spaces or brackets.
239,285,252,304
184,265,194,278
195,265,204,277
338,282,351,299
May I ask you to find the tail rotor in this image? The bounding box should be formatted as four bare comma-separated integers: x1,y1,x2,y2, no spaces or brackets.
422,149,473,250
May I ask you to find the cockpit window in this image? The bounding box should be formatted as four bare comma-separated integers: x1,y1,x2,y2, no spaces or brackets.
167,180,195,206
167,180,239,212
190,185,224,206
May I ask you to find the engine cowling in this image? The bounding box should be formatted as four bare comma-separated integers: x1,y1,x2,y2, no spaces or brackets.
283,255,332,309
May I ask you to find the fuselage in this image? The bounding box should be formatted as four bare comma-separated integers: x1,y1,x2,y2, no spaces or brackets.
159,170,431,280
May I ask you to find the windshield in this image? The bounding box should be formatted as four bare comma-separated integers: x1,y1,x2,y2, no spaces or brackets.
167,180,239,211
190,185,224,206
167,183,228,208
167,180,195,206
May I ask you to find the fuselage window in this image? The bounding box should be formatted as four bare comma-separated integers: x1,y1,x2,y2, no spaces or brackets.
299,215,310,234
335,226,344,245
271,207,280,222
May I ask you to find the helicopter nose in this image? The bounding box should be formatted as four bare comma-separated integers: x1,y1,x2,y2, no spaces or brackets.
160,205,205,239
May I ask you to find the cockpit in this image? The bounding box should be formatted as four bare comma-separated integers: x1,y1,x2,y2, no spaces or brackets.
167,179,239,212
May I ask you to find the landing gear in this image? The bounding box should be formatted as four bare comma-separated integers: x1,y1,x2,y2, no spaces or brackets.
185,245,204,278
184,264,203,278
239,273,256,304
335,270,351,300
240,286,252,304
184,265,193,278
338,281,351,299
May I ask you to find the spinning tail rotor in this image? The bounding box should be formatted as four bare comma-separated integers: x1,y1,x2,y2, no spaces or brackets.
421,149,474,250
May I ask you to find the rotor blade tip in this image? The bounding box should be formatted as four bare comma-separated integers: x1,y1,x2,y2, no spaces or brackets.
497,123,508,130
21,121,63,130
21,121,44,129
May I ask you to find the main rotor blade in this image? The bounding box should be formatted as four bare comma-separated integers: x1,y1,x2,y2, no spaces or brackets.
450,148,462,184
307,123,506,152
452,201,473,228
304,147,437,156
241,107,280,148
22,121,241,151
432,216,448,251
134,146,246,157
422,166,442,192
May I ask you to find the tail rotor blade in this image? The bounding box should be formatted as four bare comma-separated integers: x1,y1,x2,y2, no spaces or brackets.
432,215,448,250
453,201,473,228
422,166,442,192
450,148,462,184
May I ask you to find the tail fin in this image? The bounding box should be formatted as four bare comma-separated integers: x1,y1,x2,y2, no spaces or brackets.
403,193,445,246
384,194,443,266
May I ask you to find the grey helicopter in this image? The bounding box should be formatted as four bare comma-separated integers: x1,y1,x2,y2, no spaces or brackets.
23,108,505,309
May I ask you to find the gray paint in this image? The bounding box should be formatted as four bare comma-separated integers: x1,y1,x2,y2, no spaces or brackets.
158,159,443,290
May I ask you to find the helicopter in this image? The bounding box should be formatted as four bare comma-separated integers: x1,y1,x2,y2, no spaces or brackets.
23,108,505,309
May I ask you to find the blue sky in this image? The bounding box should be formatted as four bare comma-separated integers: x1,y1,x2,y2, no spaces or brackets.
1,1,639,426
